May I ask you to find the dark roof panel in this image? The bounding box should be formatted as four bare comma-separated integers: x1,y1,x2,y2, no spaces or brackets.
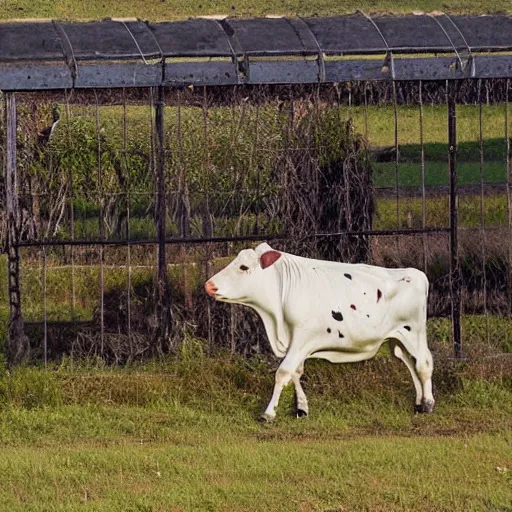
451,15,512,50
0,22,64,61
147,19,232,57
374,15,451,52
303,15,386,54
57,20,161,60
225,18,318,55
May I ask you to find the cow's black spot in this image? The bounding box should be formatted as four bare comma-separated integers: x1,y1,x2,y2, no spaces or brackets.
404,325,411,331
332,311,343,321
367,314,370,318
377,289,382,302
327,328,331,333
344,273,352,280
350,304,357,310
338,331,344,338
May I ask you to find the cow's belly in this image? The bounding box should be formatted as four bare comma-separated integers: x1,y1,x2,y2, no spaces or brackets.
287,307,385,356
284,297,406,356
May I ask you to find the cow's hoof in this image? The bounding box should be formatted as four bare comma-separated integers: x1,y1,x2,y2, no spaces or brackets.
259,413,275,423
414,400,435,414
296,409,308,418
421,399,435,414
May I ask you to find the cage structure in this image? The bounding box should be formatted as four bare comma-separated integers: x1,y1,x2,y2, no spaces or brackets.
1,13,512,364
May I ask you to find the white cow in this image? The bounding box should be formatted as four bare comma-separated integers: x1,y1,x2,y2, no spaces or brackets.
205,242,434,421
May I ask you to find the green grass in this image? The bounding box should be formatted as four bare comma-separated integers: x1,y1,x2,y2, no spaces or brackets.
373,161,508,188
0,351,510,511
349,103,510,189
0,0,508,21
374,193,509,228
350,104,510,150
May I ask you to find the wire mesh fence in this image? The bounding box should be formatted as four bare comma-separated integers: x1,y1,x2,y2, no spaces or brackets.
1,79,512,364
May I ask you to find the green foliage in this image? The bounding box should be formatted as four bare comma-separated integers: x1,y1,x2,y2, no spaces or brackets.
0,366,62,409
447,380,512,417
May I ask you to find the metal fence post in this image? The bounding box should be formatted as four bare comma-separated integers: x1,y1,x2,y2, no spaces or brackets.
154,86,172,353
447,80,462,358
3,92,29,367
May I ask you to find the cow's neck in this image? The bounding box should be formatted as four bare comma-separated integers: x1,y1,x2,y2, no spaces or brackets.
246,261,291,358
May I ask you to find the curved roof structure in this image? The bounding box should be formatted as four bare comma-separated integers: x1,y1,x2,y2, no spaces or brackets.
1,14,512,89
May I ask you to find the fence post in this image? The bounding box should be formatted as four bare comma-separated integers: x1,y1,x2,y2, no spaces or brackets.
154,86,172,353
3,92,29,367
447,81,462,358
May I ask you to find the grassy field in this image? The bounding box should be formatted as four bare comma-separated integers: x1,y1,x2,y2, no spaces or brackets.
0,348,510,511
0,0,508,21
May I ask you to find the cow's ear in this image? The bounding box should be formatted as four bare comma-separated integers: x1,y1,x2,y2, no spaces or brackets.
260,250,281,269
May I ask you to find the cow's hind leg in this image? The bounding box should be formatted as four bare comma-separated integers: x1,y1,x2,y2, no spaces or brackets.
292,361,308,418
389,339,423,410
416,343,435,414
390,329,435,414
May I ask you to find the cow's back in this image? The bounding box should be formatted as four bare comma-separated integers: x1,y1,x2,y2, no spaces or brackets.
277,254,428,346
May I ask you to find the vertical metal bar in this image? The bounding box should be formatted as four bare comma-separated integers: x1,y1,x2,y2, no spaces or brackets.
392,80,400,256
447,80,462,358
363,81,372,265
3,92,29,367
202,87,213,353
202,87,213,239
478,80,489,343
95,91,105,357
155,86,172,353
176,90,187,238
363,81,369,141
505,79,512,318
64,90,76,319
149,87,158,345
253,103,261,235
419,81,428,273
122,89,132,357
176,91,192,312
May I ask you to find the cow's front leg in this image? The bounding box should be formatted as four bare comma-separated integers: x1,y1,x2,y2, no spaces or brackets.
261,349,308,422
292,361,308,417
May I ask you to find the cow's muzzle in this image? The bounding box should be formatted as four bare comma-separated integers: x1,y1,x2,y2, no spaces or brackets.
204,280,219,298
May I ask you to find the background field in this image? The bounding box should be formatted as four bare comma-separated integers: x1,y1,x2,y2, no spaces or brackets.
0,0,509,21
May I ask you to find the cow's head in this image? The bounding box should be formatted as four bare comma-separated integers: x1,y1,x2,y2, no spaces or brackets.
205,242,282,304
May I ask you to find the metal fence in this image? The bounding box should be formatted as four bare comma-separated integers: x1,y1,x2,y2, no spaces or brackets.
1,77,511,365
2,13,512,364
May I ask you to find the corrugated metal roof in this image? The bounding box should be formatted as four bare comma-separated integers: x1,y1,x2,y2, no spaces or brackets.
0,14,511,90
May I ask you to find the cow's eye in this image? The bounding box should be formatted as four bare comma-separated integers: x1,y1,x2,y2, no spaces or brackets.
239,265,249,271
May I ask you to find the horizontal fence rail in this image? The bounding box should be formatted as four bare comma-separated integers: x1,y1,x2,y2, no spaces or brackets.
13,227,452,248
